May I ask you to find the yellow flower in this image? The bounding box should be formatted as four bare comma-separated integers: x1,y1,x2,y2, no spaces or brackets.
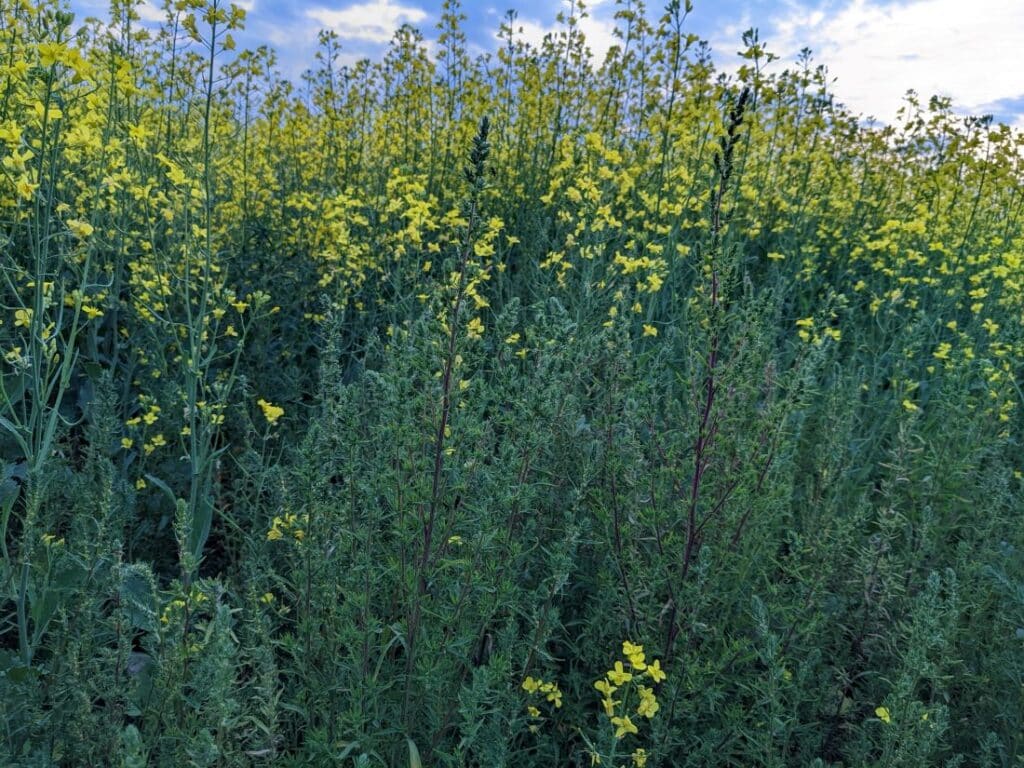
37,42,67,68
121,438,134,449
266,526,284,541
128,122,151,142
522,676,541,694
82,305,103,319
259,592,275,604
165,162,187,186
608,661,632,685
642,324,658,337
466,316,484,339
594,678,617,697
632,748,648,767
623,640,646,670
601,696,618,716
901,399,919,412
636,686,659,718
66,219,94,239
611,715,638,739
16,177,37,200
143,434,166,455
527,705,540,718
258,398,284,425
645,659,666,683
14,308,32,328
875,706,892,724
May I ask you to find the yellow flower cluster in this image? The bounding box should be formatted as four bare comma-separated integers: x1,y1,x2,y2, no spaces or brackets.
159,585,209,626
257,398,284,425
522,675,563,709
266,512,307,543
795,315,840,344
595,641,666,740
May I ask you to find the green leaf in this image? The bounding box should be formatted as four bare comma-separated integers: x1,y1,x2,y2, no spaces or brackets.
0,415,29,458
120,565,157,630
143,473,176,507
407,738,422,768
188,492,214,565
0,372,26,410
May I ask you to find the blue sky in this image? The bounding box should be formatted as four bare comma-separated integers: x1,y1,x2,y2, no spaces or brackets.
68,0,1024,128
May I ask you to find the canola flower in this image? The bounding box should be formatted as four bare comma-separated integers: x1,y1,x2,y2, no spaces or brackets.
267,512,308,543
258,398,284,425
65,219,94,238
590,640,667,754
522,675,563,709
523,644,663,762
611,715,638,739
608,661,633,685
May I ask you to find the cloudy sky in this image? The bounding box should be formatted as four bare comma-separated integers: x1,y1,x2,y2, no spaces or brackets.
68,0,1024,128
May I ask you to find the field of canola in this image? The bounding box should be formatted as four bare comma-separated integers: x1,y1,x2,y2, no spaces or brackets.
0,1,1022,765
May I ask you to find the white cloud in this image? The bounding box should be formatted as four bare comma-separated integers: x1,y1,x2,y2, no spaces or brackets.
761,0,1024,122
136,2,166,23
500,0,619,66
305,0,428,44
99,1,256,26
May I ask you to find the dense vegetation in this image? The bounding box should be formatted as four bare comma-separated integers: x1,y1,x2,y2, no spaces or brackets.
1,0,1022,765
